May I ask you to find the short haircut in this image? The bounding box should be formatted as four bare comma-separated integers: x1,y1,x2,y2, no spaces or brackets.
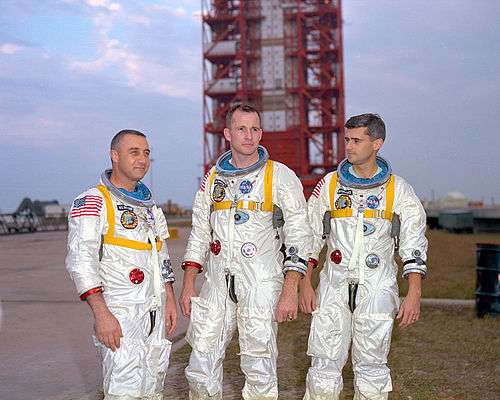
345,113,386,141
110,129,147,150
225,103,261,128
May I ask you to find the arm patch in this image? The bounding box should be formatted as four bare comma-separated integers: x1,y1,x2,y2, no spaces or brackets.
311,178,325,198
199,170,212,192
70,194,103,218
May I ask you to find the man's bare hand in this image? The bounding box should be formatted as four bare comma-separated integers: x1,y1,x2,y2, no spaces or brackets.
275,271,301,322
299,279,316,314
299,260,317,314
86,292,122,352
165,284,178,337
94,308,123,352
180,284,198,317
396,291,421,329
180,267,199,317
396,272,422,329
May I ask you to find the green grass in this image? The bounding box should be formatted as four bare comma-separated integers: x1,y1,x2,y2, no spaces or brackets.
399,230,500,299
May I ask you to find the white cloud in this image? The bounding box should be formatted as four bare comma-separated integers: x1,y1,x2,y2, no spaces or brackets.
66,2,201,100
85,0,121,12
68,33,200,99
173,7,186,17
0,43,24,55
2,114,71,147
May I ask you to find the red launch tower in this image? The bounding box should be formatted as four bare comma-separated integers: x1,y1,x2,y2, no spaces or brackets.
202,0,345,196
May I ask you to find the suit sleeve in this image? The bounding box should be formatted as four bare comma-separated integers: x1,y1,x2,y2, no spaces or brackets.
182,168,213,268
153,205,175,283
65,188,106,297
394,177,428,278
276,165,313,275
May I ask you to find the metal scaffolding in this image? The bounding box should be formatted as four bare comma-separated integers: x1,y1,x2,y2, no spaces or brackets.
202,0,345,196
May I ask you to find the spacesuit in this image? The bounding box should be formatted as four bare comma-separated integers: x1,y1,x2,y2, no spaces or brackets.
303,156,427,400
183,146,311,399
66,170,174,400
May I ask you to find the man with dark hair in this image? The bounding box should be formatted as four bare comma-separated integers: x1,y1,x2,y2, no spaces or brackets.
110,129,147,150
66,130,177,399
300,113,427,400
180,103,312,399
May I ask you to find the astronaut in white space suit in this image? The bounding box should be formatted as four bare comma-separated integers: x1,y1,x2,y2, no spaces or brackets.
179,103,312,399
66,130,177,400
300,114,428,400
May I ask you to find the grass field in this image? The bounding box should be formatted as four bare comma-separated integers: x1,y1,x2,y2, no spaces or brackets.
162,230,500,399
398,229,500,299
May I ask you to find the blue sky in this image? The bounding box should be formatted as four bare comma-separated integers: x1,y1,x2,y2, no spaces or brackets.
1,0,499,212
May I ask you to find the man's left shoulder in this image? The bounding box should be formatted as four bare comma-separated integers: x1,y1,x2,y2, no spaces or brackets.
270,160,296,177
391,174,414,190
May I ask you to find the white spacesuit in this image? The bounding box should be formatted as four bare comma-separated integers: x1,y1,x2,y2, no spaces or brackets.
66,170,174,400
303,157,427,400
183,146,311,399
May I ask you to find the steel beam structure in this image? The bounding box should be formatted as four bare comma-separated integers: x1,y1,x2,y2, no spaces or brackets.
202,0,345,196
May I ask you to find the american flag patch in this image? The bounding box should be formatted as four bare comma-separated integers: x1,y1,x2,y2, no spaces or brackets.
200,169,212,192
70,195,103,218
311,178,325,198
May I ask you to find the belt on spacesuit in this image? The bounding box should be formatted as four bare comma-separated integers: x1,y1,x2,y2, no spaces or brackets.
212,199,275,213
209,160,275,213
328,172,395,221
97,185,163,251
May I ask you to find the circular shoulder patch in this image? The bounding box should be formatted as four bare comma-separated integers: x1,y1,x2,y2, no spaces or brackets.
120,210,138,229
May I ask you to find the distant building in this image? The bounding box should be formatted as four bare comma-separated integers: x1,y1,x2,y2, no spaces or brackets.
44,204,70,218
160,200,191,217
424,192,500,233
16,197,60,217
424,191,468,212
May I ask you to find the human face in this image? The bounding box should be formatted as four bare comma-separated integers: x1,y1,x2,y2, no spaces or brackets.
223,110,262,158
344,127,383,165
110,134,150,183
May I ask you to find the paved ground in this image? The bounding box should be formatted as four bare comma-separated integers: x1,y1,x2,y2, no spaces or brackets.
0,228,199,400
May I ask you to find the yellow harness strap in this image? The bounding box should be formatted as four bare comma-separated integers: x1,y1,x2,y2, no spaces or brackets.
211,160,274,213
96,185,162,251
208,167,216,191
328,174,395,220
328,172,339,212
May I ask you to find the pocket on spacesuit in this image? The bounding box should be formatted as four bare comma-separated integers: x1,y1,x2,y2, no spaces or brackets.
93,336,145,397
238,311,273,358
144,338,172,394
355,315,394,364
306,307,343,360
186,297,223,354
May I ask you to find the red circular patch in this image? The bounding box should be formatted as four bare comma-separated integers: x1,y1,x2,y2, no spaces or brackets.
129,268,144,284
210,240,221,255
330,250,342,264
